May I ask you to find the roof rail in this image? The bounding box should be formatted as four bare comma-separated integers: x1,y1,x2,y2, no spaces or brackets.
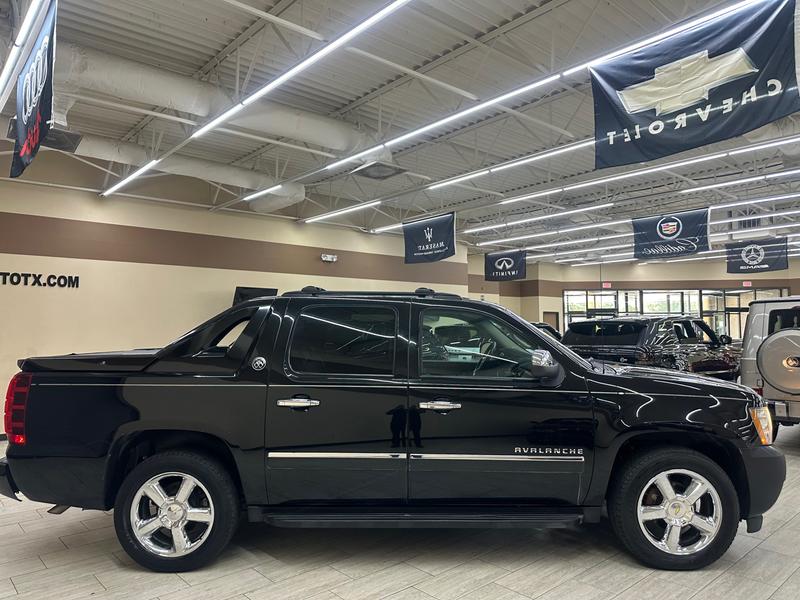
281,287,462,300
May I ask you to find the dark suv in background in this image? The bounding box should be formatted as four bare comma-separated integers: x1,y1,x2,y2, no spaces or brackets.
562,316,741,380
1,288,783,572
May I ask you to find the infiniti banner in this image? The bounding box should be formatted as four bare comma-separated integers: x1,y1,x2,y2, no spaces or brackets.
726,237,789,273
11,0,57,178
632,209,709,259
484,249,527,281
590,0,800,168
403,212,456,263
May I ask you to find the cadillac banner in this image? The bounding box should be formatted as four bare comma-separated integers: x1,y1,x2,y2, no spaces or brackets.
484,249,527,281
403,212,456,264
590,0,800,168
632,208,709,259
726,237,789,273
11,0,57,178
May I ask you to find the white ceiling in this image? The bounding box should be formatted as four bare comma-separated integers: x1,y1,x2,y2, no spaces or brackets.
2,0,800,262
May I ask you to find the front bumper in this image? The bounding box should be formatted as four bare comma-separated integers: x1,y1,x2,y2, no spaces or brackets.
739,445,786,518
0,458,20,501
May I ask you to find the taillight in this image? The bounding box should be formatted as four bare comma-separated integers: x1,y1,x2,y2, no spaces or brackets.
4,373,31,445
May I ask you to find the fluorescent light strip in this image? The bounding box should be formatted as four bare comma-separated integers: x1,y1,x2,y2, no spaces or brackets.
371,212,450,235
710,221,800,237
462,202,614,233
101,160,160,197
477,218,630,246
490,139,595,173
304,200,383,223
712,191,800,210
728,134,800,155
680,167,800,194
572,258,638,266
711,207,800,226
525,233,630,251
528,242,634,260
242,184,283,202
562,0,759,76
500,189,560,205
103,0,411,195
0,0,46,94
242,0,414,107
428,170,490,190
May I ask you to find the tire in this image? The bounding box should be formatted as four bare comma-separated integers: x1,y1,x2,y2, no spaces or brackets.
608,447,739,570
114,450,240,572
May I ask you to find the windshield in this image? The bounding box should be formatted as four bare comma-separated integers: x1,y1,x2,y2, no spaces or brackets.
563,320,647,346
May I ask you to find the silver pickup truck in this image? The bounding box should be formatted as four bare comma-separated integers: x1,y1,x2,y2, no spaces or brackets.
740,296,800,437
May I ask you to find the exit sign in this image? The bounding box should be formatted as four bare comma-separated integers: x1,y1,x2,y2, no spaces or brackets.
743,281,752,288
602,282,612,289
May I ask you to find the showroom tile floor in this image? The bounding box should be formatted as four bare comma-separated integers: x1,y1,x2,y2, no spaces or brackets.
2,431,800,600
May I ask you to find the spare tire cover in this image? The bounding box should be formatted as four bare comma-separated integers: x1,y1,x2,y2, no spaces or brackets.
757,329,800,395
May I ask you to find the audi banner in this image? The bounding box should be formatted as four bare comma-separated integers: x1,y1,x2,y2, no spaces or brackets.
403,212,456,264
590,0,800,168
632,208,709,259
11,0,57,178
484,249,527,281
726,237,789,273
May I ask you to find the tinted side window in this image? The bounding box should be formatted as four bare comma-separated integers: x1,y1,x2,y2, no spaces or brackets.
421,308,541,378
290,305,397,375
769,309,800,333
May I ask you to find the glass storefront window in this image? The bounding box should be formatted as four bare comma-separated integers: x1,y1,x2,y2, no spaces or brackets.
563,287,788,340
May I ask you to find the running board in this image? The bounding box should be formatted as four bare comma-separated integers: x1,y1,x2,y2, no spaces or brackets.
249,508,585,528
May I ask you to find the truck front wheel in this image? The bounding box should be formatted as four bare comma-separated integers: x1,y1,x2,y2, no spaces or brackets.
608,447,739,570
114,450,240,572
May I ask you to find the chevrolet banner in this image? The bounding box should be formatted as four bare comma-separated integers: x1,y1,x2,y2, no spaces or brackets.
11,0,57,178
726,237,789,273
484,249,527,281
590,0,800,168
403,212,456,264
632,208,709,259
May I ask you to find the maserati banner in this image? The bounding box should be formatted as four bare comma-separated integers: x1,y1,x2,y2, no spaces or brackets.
11,0,57,178
484,249,527,281
590,0,800,168
403,212,456,264
726,237,789,273
632,208,709,259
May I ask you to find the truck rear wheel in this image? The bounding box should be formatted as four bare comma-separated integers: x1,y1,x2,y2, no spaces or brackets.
114,450,240,572
608,447,739,570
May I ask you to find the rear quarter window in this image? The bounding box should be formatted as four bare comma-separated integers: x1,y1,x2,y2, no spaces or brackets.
563,321,646,345
289,305,397,375
768,308,800,334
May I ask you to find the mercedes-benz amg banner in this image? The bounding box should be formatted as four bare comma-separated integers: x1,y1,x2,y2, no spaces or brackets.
632,208,709,259
403,212,456,263
726,237,789,273
11,0,57,178
590,0,800,168
484,249,527,281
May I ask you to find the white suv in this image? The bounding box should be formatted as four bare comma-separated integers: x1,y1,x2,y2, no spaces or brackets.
740,296,800,436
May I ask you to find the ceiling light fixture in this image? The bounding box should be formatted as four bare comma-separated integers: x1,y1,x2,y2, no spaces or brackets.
524,233,630,251
561,0,759,76
462,202,614,234
712,191,800,210
242,184,283,202
428,170,490,190
679,166,800,194
0,0,47,97
100,160,160,197
572,257,638,266
304,199,383,223
478,218,630,246
101,0,412,196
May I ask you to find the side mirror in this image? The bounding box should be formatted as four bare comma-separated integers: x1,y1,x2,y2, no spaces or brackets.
719,334,732,345
530,349,562,381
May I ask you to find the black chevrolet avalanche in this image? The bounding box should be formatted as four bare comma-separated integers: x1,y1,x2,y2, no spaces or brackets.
0,288,785,572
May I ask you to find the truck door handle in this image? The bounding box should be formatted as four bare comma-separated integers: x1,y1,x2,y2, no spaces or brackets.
277,397,320,409
419,400,461,412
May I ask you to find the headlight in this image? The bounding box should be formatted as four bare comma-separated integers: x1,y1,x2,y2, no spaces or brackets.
750,406,773,446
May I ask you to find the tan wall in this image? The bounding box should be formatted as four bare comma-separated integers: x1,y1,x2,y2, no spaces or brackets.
0,179,468,393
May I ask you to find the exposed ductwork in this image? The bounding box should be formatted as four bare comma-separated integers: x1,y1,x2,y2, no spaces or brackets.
54,43,382,156
74,133,306,213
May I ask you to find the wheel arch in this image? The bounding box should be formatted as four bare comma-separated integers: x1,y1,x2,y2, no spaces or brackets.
104,429,247,510
588,430,749,518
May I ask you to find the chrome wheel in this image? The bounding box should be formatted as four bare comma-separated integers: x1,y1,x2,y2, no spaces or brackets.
637,469,721,556
129,472,214,558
